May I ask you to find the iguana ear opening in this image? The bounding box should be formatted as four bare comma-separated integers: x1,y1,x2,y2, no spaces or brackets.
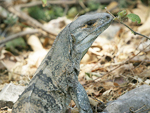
68,23,76,44
71,34,76,43
68,25,74,56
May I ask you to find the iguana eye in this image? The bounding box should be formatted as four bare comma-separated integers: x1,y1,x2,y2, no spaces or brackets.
82,20,97,29
86,20,96,26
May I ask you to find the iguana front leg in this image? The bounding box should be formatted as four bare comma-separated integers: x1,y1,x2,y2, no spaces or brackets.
69,82,93,113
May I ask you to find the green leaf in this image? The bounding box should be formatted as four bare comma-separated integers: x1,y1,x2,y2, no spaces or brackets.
4,14,18,25
5,37,26,55
85,73,93,81
87,1,100,10
117,10,127,18
67,7,78,18
126,13,141,24
42,0,47,6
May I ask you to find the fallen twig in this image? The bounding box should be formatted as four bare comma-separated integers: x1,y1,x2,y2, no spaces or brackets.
6,6,57,36
0,29,39,45
1,0,78,36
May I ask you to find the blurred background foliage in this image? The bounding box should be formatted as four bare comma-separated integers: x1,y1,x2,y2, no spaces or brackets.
27,5,64,21
0,0,150,53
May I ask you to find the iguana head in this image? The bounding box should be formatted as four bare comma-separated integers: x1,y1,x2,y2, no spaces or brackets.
69,13,113,59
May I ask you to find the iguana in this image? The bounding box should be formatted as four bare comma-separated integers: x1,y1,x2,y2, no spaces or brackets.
12,13,113,113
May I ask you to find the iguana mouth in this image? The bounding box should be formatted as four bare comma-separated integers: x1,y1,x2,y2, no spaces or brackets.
74,14,113,58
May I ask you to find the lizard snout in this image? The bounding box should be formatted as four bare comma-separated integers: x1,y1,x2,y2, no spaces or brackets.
105,13,113,23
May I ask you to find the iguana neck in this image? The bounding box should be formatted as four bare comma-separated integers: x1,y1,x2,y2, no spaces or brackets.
49,26,81,72
42,26,78,71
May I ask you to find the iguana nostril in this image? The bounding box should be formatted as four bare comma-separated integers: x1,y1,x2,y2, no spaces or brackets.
106,15,110,19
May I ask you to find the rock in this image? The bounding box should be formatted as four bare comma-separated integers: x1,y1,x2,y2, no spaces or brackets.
103,85,150,113
0,83,26,108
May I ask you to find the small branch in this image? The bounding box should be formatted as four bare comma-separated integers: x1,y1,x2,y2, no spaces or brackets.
17,0,78,8
120,22,150,40
0,29,39,45
7,6,57,36
105,7,116,18
105,7,150,40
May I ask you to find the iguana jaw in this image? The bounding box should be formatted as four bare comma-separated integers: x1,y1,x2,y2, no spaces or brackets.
70,13,113,59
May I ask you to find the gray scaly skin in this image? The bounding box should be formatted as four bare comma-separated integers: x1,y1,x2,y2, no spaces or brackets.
12,13,113,113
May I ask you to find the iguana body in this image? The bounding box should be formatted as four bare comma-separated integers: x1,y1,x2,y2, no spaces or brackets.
12,13,113,113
